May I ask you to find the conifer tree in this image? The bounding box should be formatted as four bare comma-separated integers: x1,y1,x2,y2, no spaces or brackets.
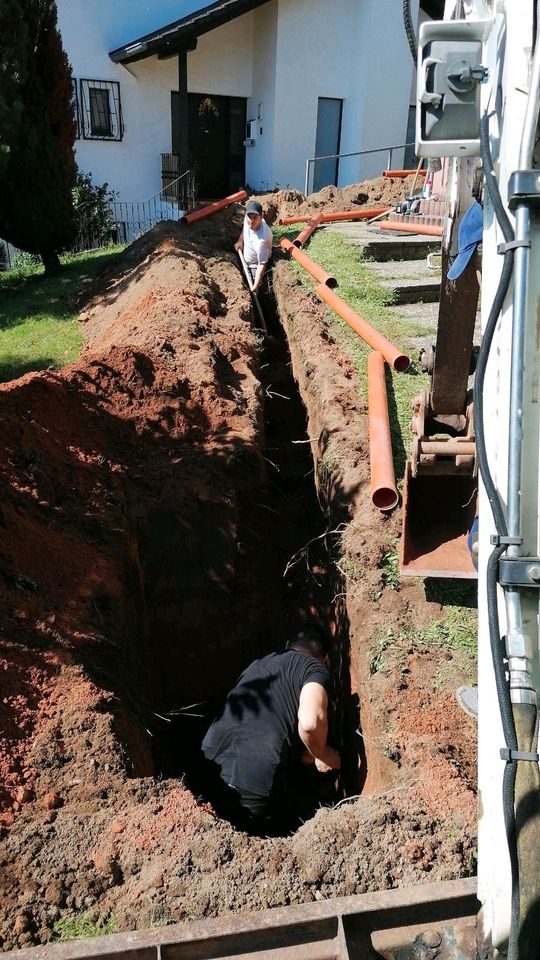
0,0,76,274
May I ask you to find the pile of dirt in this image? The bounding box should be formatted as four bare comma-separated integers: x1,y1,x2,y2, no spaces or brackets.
258,175,419,224
0,191,476,951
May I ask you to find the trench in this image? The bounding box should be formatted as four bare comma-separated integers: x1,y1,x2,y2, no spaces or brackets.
136,289,361,827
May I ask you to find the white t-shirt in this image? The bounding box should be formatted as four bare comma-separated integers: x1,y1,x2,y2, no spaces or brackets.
242,216,273,270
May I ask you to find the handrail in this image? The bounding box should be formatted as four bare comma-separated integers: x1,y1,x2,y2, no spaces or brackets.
304,142,415,195
152,169,193,206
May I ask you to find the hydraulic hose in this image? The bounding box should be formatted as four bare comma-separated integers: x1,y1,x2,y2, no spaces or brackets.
477,113,520,960
402,0,417,64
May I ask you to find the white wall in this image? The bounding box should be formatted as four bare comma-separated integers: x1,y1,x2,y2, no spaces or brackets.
57,0,415,201
264,0,415,193
57,0,254,202
246,2,279,190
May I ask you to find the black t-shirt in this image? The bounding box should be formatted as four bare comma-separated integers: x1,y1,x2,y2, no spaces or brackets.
202,650,331,800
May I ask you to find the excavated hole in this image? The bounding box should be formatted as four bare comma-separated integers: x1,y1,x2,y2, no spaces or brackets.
135,292,361,831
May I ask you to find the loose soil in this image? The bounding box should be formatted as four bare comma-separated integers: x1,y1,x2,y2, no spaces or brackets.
0,189,476,951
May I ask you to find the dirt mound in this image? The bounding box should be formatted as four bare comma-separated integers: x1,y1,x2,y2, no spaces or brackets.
258,175,419,223
0,197,475,951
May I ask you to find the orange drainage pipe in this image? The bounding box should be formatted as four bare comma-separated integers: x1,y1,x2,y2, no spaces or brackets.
379,221,443,237
382,169,426,178
280,237,337,288
182,189,247,225
278,207,390,226
292,212,323,248
314,284,410,372
368,352,399,511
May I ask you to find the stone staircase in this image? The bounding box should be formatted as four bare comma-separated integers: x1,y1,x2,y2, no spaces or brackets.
322,220,442,308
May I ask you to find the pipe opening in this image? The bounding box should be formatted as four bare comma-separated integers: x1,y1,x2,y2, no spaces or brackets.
393,354,411,372
372,488,399,511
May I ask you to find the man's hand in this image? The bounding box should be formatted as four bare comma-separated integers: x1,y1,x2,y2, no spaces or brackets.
315,748,341,774
234,240,243,251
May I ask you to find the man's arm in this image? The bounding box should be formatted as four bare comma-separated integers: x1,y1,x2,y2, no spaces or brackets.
251,261,266,293
234,229,244,252
298,682,341,773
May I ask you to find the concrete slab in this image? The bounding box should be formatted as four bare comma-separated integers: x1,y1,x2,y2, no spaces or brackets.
320,222,439,262
368,258,441,304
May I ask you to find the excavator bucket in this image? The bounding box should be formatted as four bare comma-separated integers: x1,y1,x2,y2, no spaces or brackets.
400,463,477,578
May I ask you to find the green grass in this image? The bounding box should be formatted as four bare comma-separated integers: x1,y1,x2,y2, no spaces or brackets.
51,914,117,942
0,247,124,382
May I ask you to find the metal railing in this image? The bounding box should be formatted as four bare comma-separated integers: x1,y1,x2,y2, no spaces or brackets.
304,142,416,196
74,170,196,251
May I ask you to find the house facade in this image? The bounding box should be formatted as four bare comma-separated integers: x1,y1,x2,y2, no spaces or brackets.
57,0,418,206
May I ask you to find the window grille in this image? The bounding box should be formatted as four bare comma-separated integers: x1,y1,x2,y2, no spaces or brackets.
79,79,123,141
72,78,81,139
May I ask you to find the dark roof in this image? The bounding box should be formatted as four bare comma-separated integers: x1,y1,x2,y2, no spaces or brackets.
110,0,271,64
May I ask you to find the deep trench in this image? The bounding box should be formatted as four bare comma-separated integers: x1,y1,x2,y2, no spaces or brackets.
139,291,361,827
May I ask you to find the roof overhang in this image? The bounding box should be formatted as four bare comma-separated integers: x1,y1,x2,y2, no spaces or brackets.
110,0,271,64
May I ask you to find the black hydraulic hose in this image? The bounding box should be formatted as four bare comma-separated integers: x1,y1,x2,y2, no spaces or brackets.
403,0,417,64
478,112,520,960
477,113,513,536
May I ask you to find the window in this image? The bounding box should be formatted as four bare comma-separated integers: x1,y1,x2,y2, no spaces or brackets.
79,79,123,141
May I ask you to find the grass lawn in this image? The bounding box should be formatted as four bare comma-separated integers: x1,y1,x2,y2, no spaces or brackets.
272,223,478,645
0,247,125,383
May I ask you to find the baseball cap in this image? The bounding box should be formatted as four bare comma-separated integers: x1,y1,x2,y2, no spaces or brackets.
448,201,483,281
245,199,263,215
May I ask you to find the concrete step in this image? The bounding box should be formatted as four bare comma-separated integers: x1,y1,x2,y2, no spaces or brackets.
368,258,441,305
320,221,439,262
385,300,440,331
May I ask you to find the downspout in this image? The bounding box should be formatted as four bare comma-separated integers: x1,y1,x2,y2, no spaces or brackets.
182,190,247,225
278,208,390,226
380,221,443,237
314,284,410,372
367,352,399,511
382,169,426,178
292,212,323,248
279,237,337,287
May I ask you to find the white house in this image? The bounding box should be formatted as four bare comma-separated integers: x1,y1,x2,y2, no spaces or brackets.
57,0,419,209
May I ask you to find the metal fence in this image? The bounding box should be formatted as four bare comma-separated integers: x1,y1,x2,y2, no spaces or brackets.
304,142,416,195
75,169,196,251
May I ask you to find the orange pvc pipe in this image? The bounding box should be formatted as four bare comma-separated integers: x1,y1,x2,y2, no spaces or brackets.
278,207,390,226
314,284,410,372
280,237,337,288
368,352,399,511
292,212,323,248
382,169,426,178
379,221,443,237
182,189,247,225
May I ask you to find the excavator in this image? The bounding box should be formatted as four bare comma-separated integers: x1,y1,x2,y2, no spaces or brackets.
400,2,540,958
19,4,538,960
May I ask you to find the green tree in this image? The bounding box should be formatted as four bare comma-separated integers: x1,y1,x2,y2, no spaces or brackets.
0,0,76,275
0,0,28,174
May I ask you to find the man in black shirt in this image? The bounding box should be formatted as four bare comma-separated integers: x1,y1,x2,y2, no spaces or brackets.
201,625,340,830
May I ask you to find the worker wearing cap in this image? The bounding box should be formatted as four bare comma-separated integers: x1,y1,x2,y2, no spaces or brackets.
234,199,273,294
201,624,340,832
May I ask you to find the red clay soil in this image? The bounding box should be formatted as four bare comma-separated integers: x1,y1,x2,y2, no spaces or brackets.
0,194,476,951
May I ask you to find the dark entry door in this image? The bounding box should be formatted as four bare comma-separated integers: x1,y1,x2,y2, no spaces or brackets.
313,97,343,192
171,92,246,198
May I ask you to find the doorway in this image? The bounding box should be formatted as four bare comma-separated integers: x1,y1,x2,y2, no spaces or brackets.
313,97,343,192
171,92,247,198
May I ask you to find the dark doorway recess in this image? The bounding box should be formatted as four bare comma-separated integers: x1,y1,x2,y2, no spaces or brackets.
313,97,343,192
172,92,246,197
